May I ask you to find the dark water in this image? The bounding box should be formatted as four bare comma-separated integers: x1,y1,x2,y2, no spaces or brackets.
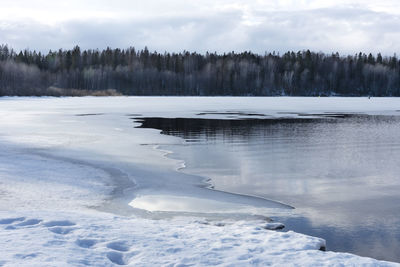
136,115,400,262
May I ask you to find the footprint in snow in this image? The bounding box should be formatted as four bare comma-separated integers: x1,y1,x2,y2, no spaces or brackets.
76,239,98,249
106,251,139,266
15,219,42,227
105,241,140,265
106,241,130,252
44,220,76,235
107,252,127,265
48,227,74,235
0,217,25,225
3,218,42,230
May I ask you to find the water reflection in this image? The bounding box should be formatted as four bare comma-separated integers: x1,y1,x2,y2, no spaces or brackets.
136,115,400,262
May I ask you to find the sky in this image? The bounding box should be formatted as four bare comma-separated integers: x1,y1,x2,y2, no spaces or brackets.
0,0,399,55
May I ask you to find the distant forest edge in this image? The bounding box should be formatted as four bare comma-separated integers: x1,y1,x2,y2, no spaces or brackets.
1,44,399,96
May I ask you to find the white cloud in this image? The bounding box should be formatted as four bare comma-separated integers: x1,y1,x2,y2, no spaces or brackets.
0,0,399,55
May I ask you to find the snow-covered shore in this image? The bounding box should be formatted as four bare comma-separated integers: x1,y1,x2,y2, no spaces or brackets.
2,209,390,267
1,97,399,266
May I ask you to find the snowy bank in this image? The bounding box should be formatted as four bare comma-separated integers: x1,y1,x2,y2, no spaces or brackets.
3,210,398,267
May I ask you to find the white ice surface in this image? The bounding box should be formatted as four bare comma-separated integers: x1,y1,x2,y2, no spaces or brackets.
0,96,399,266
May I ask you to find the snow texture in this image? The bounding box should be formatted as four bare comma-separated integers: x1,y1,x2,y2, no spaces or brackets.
2,210,398,267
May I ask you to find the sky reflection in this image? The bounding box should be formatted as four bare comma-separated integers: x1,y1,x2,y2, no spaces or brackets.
137,115,400,262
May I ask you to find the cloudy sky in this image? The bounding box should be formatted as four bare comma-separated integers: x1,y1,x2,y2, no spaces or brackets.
1,0,399,55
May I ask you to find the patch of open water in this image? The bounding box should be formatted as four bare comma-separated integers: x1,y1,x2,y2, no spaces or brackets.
135,114,400,262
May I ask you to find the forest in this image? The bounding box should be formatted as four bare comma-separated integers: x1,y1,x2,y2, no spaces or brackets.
0,44,399,96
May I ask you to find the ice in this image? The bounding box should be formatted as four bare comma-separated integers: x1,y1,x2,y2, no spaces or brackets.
0,96,399,266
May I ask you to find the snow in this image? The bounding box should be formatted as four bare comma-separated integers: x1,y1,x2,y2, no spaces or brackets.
2,210,398,267
0,96,399,266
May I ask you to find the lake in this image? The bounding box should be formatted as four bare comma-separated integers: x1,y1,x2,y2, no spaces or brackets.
136,114,400,262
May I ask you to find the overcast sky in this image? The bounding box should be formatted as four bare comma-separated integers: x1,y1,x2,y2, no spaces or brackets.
1,0,399,55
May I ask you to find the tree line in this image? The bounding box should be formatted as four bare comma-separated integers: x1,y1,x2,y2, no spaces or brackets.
0,44,399,96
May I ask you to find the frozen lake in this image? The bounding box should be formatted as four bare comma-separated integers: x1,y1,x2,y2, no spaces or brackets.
136,113,400,262
1,96,400,265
